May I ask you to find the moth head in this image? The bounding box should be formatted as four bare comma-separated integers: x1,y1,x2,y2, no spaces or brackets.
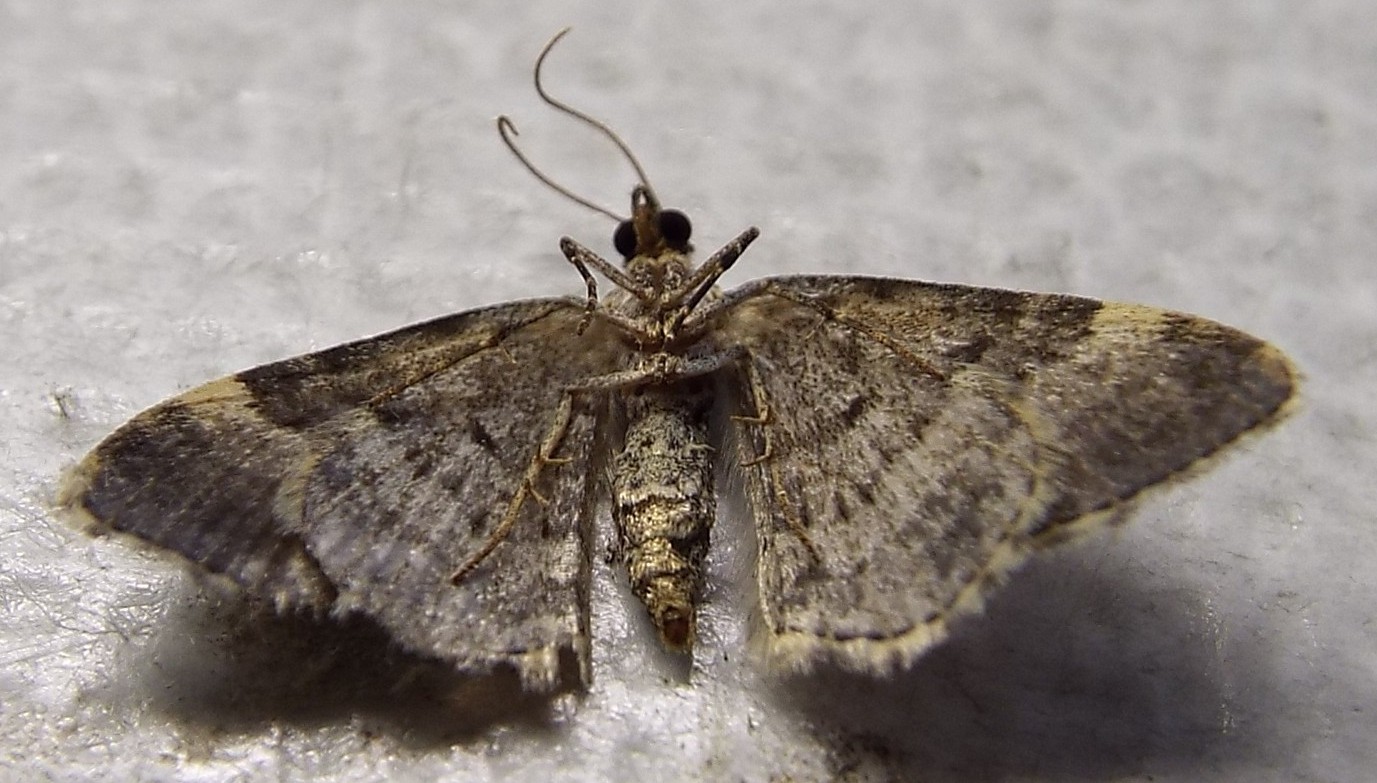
614,185,693,260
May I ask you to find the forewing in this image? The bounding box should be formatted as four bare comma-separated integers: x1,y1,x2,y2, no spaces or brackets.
712,276,1296,673
61,298,620,688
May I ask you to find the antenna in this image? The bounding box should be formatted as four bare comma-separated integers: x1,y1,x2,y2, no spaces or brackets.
498,28,660,220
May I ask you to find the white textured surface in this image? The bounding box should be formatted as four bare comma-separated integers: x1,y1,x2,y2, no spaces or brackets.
2,2,1371,781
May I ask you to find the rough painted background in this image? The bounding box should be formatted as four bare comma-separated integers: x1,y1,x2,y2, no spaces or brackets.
2,2,1370,781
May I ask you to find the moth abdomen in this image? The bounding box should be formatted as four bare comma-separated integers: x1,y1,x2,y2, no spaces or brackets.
610,384,715,651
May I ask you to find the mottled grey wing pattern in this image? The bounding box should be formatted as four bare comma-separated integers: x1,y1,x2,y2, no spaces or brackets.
61,299,621,688
713,275,1296,673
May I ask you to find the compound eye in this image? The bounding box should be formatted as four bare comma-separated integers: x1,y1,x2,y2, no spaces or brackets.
613,219,637,258
659,210,692,250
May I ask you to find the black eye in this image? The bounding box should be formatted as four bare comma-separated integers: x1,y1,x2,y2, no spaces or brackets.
659,210,692,249
613,220,637,258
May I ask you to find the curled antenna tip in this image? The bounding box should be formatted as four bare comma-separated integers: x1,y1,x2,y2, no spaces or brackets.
496,29,659,224
498,112,623,222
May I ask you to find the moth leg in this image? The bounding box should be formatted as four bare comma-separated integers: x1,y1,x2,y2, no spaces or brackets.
525,478,554,507
666,227,760,333
556,239,607,335
585,308,667,346
569,228,763,346
569,345,747,392
733,358,820,561
736,437,771,467
769,459,821,562
526,446,577,507
559,237,650,302
449,392,577,584
732,360,773,468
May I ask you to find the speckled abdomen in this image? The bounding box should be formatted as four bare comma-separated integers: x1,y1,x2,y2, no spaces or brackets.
610,379,715,650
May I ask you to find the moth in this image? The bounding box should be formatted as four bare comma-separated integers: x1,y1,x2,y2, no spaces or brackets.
59,32,1297,691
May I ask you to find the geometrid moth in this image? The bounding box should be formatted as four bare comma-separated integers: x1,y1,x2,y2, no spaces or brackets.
60,32,1297,691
